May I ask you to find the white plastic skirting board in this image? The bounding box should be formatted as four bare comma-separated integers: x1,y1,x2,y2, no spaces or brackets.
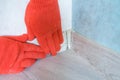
60,29,72,52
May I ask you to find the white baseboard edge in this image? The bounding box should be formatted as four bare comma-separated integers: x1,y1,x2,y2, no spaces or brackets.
60,29,72,52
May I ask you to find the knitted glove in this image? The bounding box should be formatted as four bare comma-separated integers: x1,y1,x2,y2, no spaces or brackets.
3,34,28,42
0,36,46,74
25,0,64,56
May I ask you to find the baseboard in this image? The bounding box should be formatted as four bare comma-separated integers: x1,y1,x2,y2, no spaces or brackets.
60,29,72,52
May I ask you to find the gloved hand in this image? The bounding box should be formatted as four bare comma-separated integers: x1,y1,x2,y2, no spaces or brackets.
3,34,28,42
0,36,46,74
25,0,64,56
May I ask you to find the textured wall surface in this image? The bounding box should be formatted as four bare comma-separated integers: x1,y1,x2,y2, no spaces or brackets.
73,0,120,53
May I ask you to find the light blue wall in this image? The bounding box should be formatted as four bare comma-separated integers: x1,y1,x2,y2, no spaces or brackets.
73,0,120,53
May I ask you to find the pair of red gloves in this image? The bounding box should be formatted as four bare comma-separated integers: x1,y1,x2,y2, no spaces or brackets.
0,0,63,74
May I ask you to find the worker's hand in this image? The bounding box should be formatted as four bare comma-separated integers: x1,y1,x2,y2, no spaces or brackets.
25,0,64,56
0,37,46,74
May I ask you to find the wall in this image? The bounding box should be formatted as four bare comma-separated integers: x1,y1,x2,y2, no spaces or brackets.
59,0,72,31
73,0,120,53
0,0,72,36
0,0,27,35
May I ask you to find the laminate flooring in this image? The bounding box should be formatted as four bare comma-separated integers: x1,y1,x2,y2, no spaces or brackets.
0,32,120,80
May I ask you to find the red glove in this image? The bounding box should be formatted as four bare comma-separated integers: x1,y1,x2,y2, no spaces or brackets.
25,0,64,56
3,34,28,42
0,36,46,74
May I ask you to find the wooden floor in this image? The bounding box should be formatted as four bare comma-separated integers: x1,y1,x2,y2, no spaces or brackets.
0,32,120,80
